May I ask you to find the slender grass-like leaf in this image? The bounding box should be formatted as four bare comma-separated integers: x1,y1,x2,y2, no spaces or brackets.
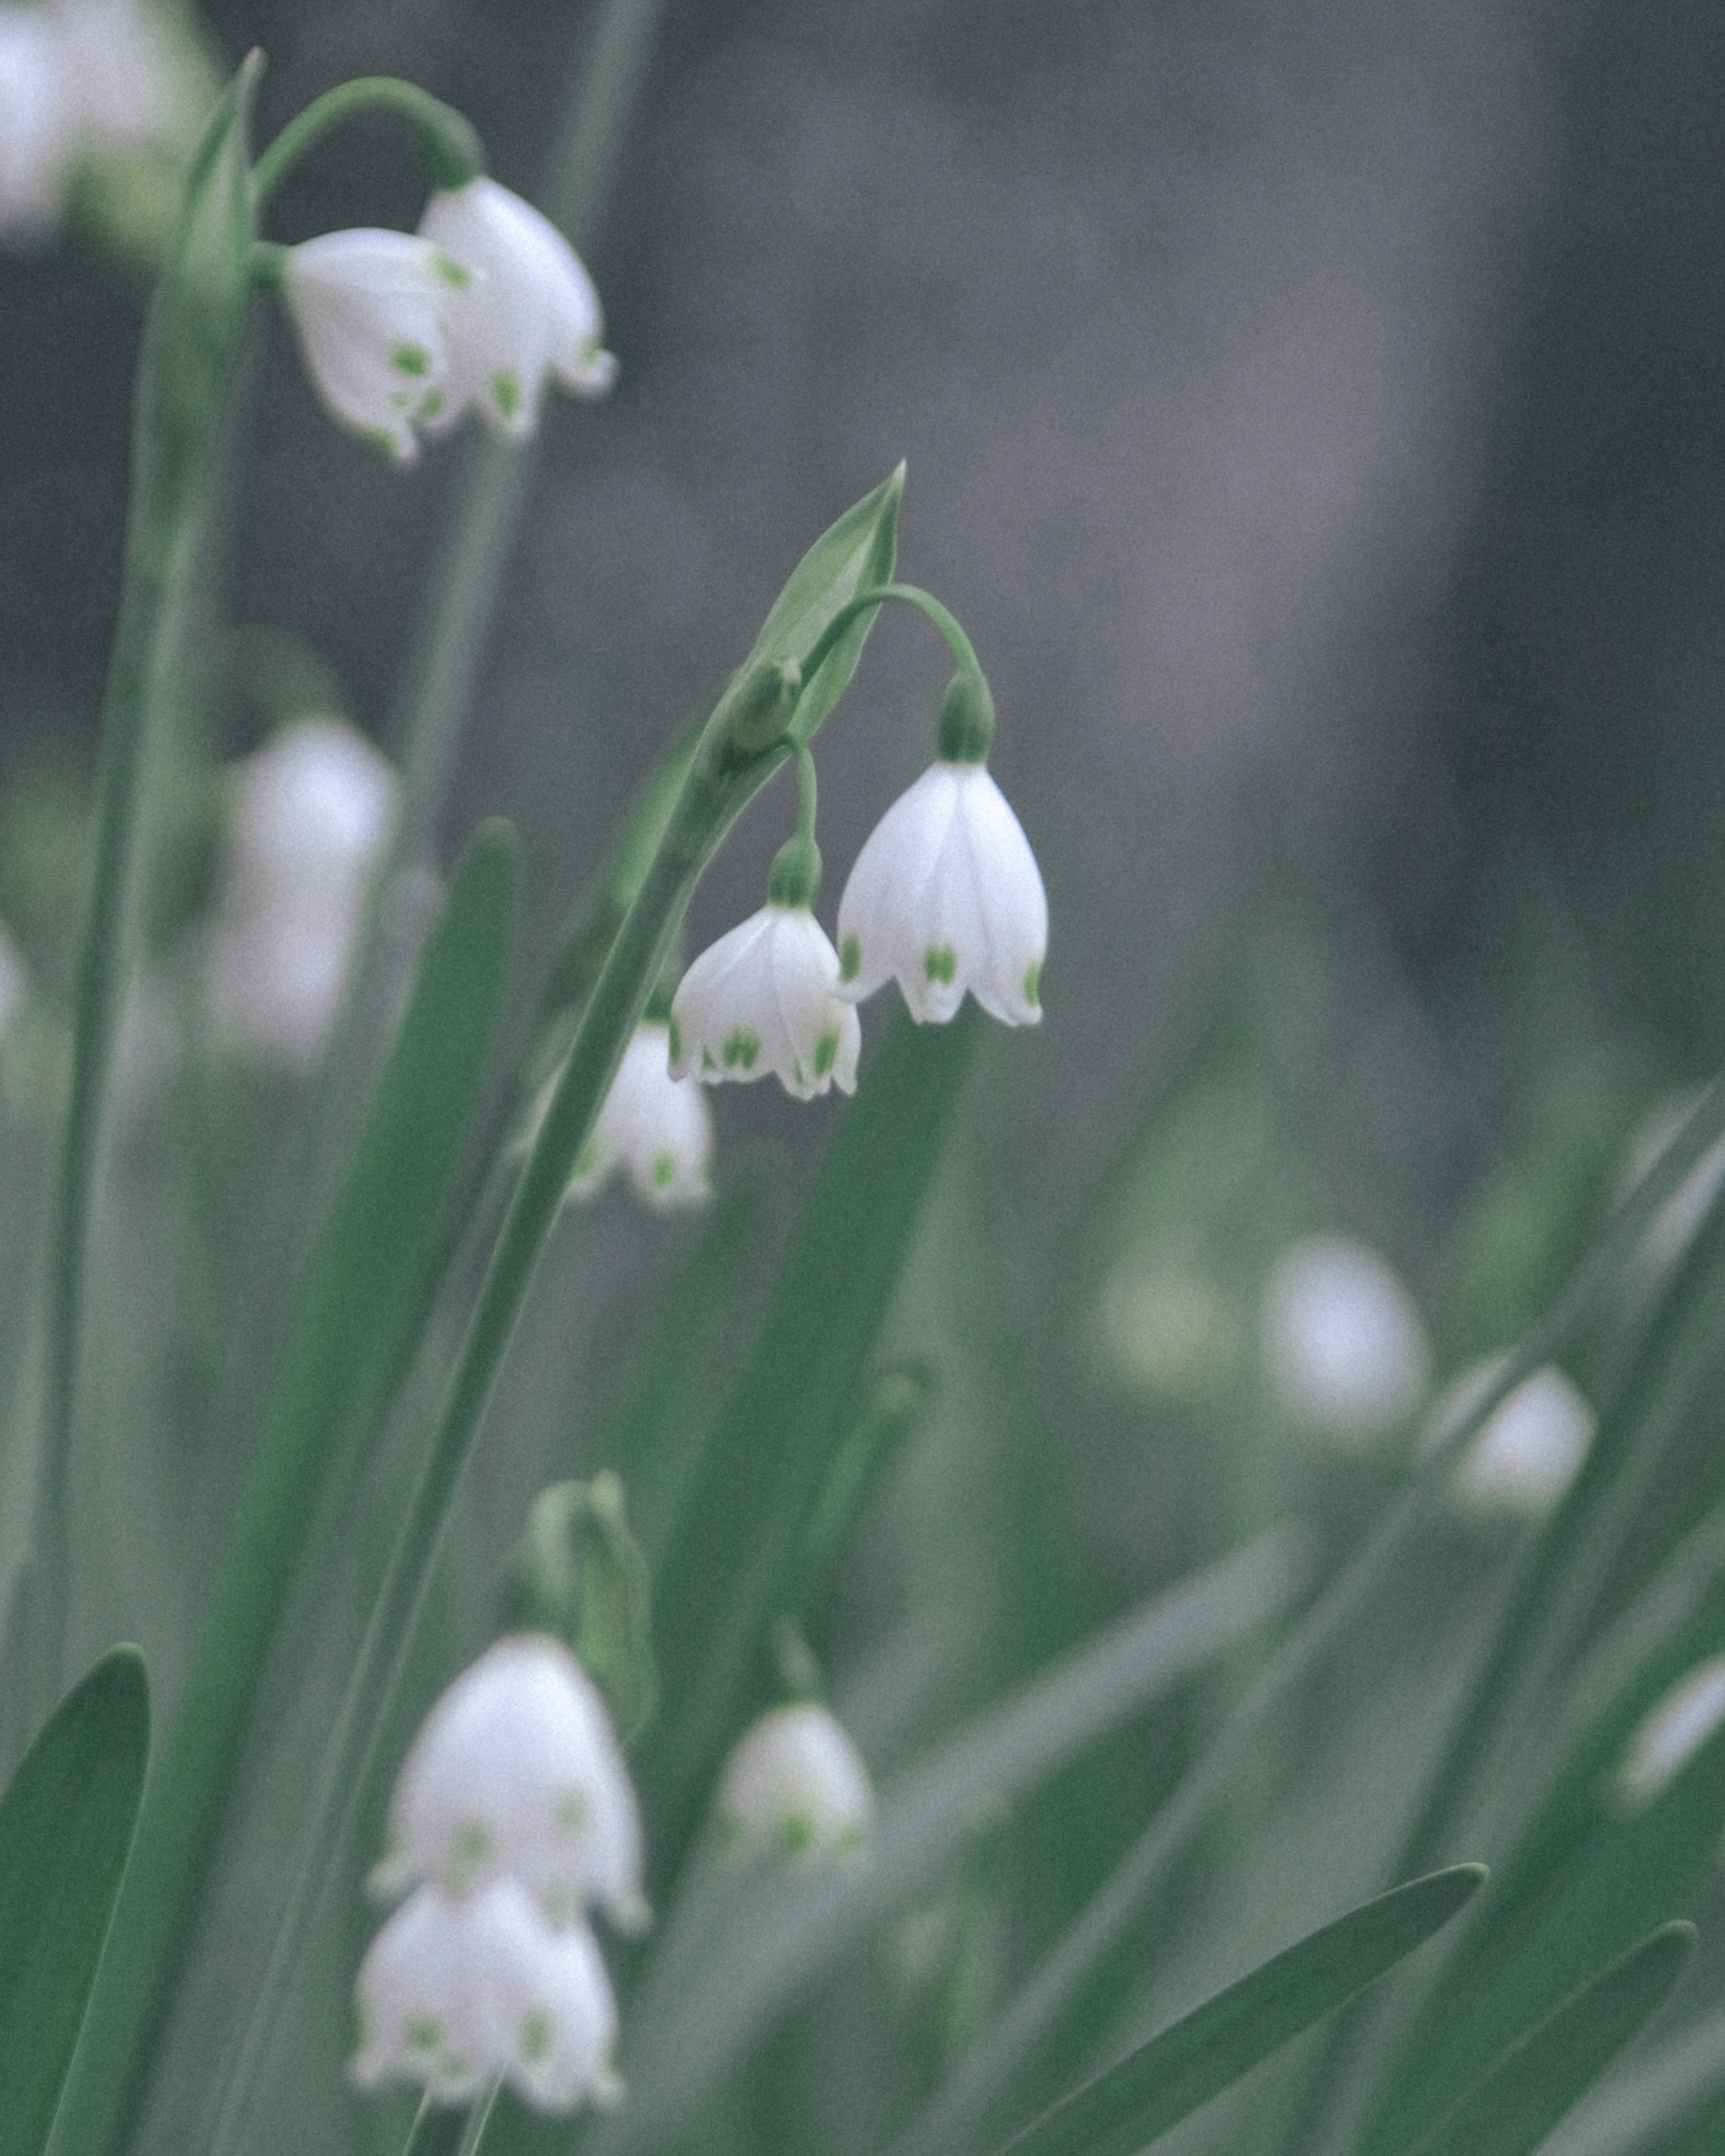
635,1003,982,1882
790,1363,932,1616
578,1529,1305,2156
0,1646,147,2156
50,825,519,2156
992,1865,1485,2156
1400,1922,1695,2156
1546,1997,1725,2156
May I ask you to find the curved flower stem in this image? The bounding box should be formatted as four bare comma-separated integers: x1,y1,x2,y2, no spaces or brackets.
250,77,484,209
795,741,819,847
792,581,983,732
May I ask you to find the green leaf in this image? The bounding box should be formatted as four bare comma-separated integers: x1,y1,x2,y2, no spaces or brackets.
790,1363,933,1615
581,1529,1306,2156
634,1003,982,1881
49,824,518,2156
0,1647,148,2156
993,1866,1486,2156
1402,1922,1695,2156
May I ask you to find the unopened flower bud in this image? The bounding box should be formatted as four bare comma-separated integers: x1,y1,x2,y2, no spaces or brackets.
718,660,802,754
718,1702,875,1865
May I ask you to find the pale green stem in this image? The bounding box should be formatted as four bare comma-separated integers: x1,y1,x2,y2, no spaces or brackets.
794,581,984,726
251,77,483,208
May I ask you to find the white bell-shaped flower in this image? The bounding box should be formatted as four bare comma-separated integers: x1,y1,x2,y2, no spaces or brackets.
351,1884,492,2105
0,8,77,242
836,760,1047,1026
206,717,398,1070
281,229,470,464
52,0,188,157
718,1702,876,1865
418,176,616,438
1617,1653,1725,1808
1437,1358,1596,1515
374,1635,647,1935
566,1021,712,1211
670,905,861,1101
353,1879,623,2113
1261,1234,1429,1445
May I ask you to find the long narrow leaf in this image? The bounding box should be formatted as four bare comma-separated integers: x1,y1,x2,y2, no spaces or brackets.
0,1646,148,2156
994,1865,1485,2156
1402,1922,1695,2156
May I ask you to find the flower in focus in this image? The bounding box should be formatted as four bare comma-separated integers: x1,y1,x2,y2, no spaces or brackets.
281,230,470,464
206,716,397,1070
1261,1234,1429,1445
373,1634,648,1935
836,760,1046,1026
0,7,77,242
670,905,861,1101
418,176,617,438
718,1702,876,1865
353,1878,623,2114
565,1021,712,1211
1435,1358,1596,1515
1617,1652,1725,1808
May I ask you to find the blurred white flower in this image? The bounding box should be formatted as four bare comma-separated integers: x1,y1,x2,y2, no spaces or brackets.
565,1021,712,1211
718,1702,876,1865
374,1634,647,1935
1434,1357,1596,1515
353,1878,622,2114
670,905,860,1101
281,230,469,464
206,717,397,1071
836,761,1046,1026
1261,1234,1429,1444
0,7,77,242
1619,1089,1725,1281
417,176,616,438
1617,1652,1725,1809
52,0,186,156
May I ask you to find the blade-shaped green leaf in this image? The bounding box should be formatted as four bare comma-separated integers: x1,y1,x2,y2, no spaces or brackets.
1402,1922,1696,2156
993,1867,1485,2156
50,824,518,2156
0,1646,148,2156
790,1363,933,1615
635,1003,981,1881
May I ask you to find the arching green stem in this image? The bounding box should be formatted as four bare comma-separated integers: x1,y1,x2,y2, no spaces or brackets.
793,581,983,732
251,77,484,210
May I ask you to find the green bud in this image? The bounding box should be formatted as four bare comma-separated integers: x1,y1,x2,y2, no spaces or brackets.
500,1474,656,1742
938,671,995,764
767,834,822,910
719,659,803,753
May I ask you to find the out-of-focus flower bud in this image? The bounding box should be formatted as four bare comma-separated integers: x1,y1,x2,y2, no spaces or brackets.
1261,1233,1429,1445
718,1701,876,1866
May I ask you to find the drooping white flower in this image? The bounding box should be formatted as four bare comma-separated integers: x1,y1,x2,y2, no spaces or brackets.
565,1021,712,1211
52,0,187,157
281,229,470,464
1261,1234,1429,1444
353,1879,623,2113
1433,1357,1596,1515
1617,1653,1725,1808
417,176,616,438
718,1702,876,1865
836,761,1047,1026
669,905,861,1101
206,717,398,1070
0,8,77,242
374,1634,647,1935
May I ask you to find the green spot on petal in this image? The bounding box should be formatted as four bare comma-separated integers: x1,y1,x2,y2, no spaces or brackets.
652,1151,676,1189
407,2017,442,2053
1024,960,1041,1008
814,1029,838,1078
701,1048,717,1072
723,1028,760,1070
420,389,444,421
554,1789,589,1836
432,250,472,287
520,2011,553,2063
778,1812,815,1857
572,1139,599,1181
393,342,431,376
356,425,403,462
493,371,522,420
924,944,957,985
840,933,860,982
668,1016,682,1065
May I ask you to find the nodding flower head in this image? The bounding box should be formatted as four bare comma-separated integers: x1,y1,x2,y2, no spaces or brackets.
669,905,861,1102
718,1702,876,1866
417,176,616,438
373,1634,648,1936
353,1878,624,2115
0,9,77,242
565,1021,713,1212
836,760,1047,1027
281,229,472,464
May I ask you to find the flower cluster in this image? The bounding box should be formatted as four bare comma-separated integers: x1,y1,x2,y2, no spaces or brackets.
354,1635,643,2113
279,177,615,464
0,0,203,245
717,1702,876,1867
205,717,398,1070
